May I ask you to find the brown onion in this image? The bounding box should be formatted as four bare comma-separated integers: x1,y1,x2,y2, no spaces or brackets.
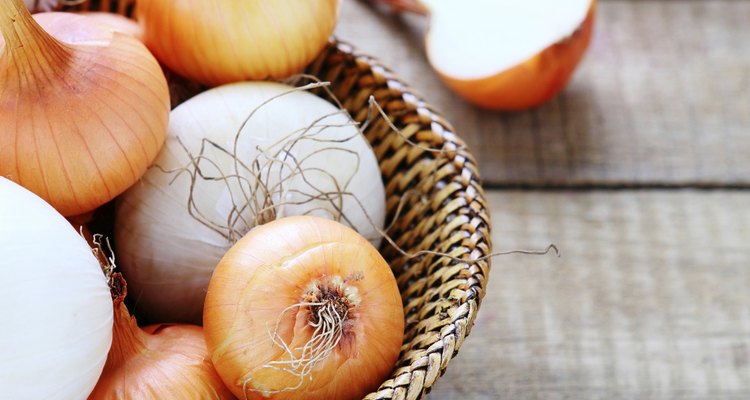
0,0,169,216
136,0,340,86
89,274,235,400
204,216,404,399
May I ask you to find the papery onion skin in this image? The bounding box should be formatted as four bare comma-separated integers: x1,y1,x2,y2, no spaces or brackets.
429,1,596,110
81,12,144,41
204,216,404,400
0,0,169,216
115,81,386,325
136,0,340,86
0,177,113,400
24,0,58,13
89,276,235,400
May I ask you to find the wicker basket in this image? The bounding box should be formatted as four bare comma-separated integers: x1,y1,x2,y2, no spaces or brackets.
62,2,493,398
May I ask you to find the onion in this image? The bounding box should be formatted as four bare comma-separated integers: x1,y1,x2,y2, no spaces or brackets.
379,0,596,110
0,177,112,399
204,216,404,399
115,81,386,324
89,275,235,400
136,0,340,85
0,0,170,216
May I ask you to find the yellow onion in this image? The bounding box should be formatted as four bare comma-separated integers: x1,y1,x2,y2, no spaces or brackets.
136,0,340,85
204,216,404,399
89,275,235,400
0,0,169,216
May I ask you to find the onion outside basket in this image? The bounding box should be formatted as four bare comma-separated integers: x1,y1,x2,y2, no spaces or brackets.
62,1,493,398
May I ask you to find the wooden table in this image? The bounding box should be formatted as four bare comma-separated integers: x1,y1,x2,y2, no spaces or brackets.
337,1,750,398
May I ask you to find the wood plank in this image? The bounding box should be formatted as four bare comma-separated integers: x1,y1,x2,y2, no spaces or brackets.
335,0,750,187
424,190,750,399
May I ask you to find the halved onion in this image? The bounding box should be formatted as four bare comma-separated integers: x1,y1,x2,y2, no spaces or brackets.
421,0,596,110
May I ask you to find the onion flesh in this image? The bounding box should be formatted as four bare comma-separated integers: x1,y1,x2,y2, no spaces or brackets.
426,0,591,79
409,0,596,109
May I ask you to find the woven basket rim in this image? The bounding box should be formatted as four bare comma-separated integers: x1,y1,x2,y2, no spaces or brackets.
306,38,492,400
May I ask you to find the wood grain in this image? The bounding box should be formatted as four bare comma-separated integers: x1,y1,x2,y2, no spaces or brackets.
335,2,750,398
425,190,750,399
335,0,750,187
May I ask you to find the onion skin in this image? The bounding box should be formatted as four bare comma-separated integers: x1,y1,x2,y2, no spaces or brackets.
136,0,340,86
24,0,58,13
204,216,404,400
0,177,113,399
0,0,169,216
89,275,235,400
81,12,145,41
432,1,596,110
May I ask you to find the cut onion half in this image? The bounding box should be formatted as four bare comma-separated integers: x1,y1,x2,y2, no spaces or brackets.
386,0,596,110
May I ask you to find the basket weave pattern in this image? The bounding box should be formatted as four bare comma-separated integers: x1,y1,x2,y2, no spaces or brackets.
63,2,492,399
306,42,492,399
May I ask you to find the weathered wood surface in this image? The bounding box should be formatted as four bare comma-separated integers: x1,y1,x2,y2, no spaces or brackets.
336,0,750,187
335,1,750,398
429,191,750,399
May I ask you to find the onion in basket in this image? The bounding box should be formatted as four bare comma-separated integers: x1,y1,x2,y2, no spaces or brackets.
89,275,234,400
0,177,112,399
203,216,404,399
115,81,386,324
136,0,340,86
0,0,169,217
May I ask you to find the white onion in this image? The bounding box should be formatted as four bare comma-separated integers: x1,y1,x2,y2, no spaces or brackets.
0,177,112,399
115,81,386,324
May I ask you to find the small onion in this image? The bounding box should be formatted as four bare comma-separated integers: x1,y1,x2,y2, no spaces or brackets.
115,81,386,324
89,275,234,400
204,216,404,399
136,0,341,85
0,177,113,399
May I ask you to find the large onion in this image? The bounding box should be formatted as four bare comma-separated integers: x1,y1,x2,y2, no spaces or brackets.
136,0,340,86
204,216,404,399
0,0,169,216
116,81,386,324
0,177,113,399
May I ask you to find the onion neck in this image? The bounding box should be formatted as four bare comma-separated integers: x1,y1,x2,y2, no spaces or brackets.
107,276,148,366
0,0,72,75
